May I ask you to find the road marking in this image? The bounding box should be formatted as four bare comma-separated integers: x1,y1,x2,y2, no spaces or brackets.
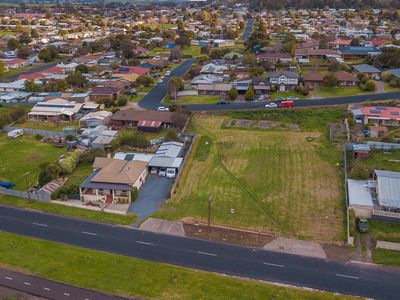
263,262,285,268
63,292,70,296
24,282,31,286
336,273,359,280
5,277,13,280
136,241,155,246
197,251,217,257
33,222,47,227
81,231,97,236
43,287,51,291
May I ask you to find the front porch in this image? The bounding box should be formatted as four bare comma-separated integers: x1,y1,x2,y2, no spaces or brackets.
80,187,131,204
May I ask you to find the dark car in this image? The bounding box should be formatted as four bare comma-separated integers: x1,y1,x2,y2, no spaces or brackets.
216,99,229,105
357,218,369,233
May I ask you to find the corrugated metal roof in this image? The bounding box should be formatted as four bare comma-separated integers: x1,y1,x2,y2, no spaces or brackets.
376,170,400,209
347,179,374,207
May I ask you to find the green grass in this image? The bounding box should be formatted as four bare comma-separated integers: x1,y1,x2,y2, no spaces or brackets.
0,195,137,225
354,149,400,172
369,220,400,243
63,162,93,188
384,82,400,92
0,231,354,300
182,46,201,58
317,87,370,98
15,120,79,132
271,91,305,99
154,113,344,242
0,133,65,189
164,95,221,105
372,248,400,266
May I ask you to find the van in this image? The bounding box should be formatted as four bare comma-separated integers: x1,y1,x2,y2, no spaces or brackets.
166,168,176,179
7,129,23,139
280,100,294,108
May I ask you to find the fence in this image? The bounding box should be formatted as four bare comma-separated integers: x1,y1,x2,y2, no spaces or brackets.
372,209,400,220
3,125,65,138
170,134,196,196
0,187,51,201
343,145,354,245
367,141,400,150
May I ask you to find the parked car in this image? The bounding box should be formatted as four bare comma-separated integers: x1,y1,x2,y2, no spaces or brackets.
216,99,229,105
357,218,369,233
157,106,169,111
280,100,294,108
166,168,176,179
165,71,171,76
150,167,158,175
157,79,163,84
258,95,267,101
286,96,300,101
274,97,285,102
265,102,278,108
127,88,137,95
158,168,167,177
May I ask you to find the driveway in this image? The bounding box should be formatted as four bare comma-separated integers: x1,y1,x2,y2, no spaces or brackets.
129,175,173,225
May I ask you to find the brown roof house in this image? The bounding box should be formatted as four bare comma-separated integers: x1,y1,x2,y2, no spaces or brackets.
304,71,359,89
111,110,178,132
80,157,148,204
89,86,123,101
197,83,233,96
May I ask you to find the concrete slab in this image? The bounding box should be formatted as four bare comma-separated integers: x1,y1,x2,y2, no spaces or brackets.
140,218,185,237
263,237,327,259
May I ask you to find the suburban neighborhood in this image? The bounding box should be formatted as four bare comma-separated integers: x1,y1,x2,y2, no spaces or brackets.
0,0,400,300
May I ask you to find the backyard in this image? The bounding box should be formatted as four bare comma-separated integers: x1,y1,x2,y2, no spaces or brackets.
155,113,344,242
15,120,80,132
0,133,65,189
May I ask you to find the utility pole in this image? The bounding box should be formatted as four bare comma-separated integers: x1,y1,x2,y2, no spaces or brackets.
207,196,212,233
23,172,31,203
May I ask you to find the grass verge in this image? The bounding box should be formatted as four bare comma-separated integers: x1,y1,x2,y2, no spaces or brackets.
0,196,137,225
0,231,354,300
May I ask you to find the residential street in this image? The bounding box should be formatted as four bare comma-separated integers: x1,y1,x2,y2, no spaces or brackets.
0,268,128,300
1,204,400,300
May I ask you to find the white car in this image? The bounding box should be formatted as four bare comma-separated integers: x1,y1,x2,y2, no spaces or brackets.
157,79,163,84
166,168,176,179
158,168,167,177
286,96,300,101
157,106,169,111
258,95,267,100
165,71,171,76
265,102,278,108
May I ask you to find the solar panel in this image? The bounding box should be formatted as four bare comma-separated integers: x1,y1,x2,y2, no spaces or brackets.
370,110,381,114
376,106,387,110
391,112,400,116
125,154,135,161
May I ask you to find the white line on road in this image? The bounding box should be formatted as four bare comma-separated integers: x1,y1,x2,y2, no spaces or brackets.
81,231,97,236
197,251,217,257
43,287,51,291
136,241,155,246
336,273,359,280
263,262,285,268
33,222,47,227
63,292,70,296
24,282,31,286
5,277,13,280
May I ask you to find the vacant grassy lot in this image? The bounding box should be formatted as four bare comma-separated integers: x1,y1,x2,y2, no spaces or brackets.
0,133,65,189
316,87,372,98
156,114,343,241
0,231,354,300
165,95,221,105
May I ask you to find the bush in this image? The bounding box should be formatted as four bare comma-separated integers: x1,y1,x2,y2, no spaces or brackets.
38,171,53,186
361,80,376,92
34,134,43,140
59,155,77,174
130,187,138,201
51,183,80,200
349,163,369,179
228,87,238,101
65,135,75,141
116,129,150,148
165,128,178,141
78,148,107,163
117,96,128,106
244,86,255,101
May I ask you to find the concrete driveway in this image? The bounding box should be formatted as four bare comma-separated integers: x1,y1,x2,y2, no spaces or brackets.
129,175,173,225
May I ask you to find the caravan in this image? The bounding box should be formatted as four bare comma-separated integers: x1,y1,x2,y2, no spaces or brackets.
7,129,23,139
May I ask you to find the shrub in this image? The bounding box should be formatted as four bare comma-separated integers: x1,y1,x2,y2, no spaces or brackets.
349,163,369,179
51,183,80,200
228,87,238,101
116,129,150,148
130,187,138,201
244,86,255,101
34,134,43,140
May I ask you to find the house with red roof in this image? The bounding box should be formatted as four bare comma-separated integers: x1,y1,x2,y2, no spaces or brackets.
329,39,351,49
353,106,400,126
132,46,149,56
3,58,27,70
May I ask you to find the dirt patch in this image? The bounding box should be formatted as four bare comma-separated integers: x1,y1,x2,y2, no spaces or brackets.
322,243,354,262
258,120,278,129
183,222,277,247
235,119,251,128
29,153,44,161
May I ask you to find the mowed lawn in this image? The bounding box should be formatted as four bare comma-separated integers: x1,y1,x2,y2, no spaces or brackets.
0,133,65,189
156,115,343,242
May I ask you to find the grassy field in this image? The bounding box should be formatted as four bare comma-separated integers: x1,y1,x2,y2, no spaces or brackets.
155,113,344,241
183,46,201,57
372,248,400,267
370,220,400,243
316,87,369,98
354,149,400,172
0,231,354,300
0,133,65,189
15,120,79,132
164,95,221,105
0,195,137,225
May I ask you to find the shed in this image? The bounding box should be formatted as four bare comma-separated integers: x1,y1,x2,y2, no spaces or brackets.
347,179,374,217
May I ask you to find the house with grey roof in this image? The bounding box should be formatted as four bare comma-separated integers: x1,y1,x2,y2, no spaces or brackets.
374,170,400,212
388,69,400,79
352,64,381,78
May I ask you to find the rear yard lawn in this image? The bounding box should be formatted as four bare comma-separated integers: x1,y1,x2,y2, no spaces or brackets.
154,114,344,242
0,133,65,189
352,149,400,173
15,120,79,132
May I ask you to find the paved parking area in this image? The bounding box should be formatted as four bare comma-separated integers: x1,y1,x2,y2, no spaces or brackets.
129,175,173,225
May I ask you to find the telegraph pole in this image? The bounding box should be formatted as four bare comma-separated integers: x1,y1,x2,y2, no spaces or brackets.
207,196,212,233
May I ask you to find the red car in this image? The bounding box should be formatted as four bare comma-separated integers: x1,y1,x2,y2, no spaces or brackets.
280,100,294,108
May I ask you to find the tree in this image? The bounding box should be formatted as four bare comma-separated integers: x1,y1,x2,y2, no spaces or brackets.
350,38,360,46
136,75,154,87
167,77,184,100
19,32,32,45
362,80,376,91
165,128,177,141
0,60,5,74
75,64,89,73
38,48,51,62
228,87,238,101
244,86,255,101
66,72,87,88
30,28,39,38
7,38,19,50
323,75,338,87
17,46,32,58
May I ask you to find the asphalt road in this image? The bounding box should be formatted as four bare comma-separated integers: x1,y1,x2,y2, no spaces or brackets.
241,18,254,41
1,205,400,300
138,58,196,110
4,62,58,82
0,268,128,300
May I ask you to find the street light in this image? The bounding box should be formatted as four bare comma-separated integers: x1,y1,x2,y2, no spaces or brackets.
23,172,31,203
208,196,212,233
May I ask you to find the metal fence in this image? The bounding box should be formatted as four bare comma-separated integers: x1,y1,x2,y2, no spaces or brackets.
0,187,51,201
367,141,400,150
